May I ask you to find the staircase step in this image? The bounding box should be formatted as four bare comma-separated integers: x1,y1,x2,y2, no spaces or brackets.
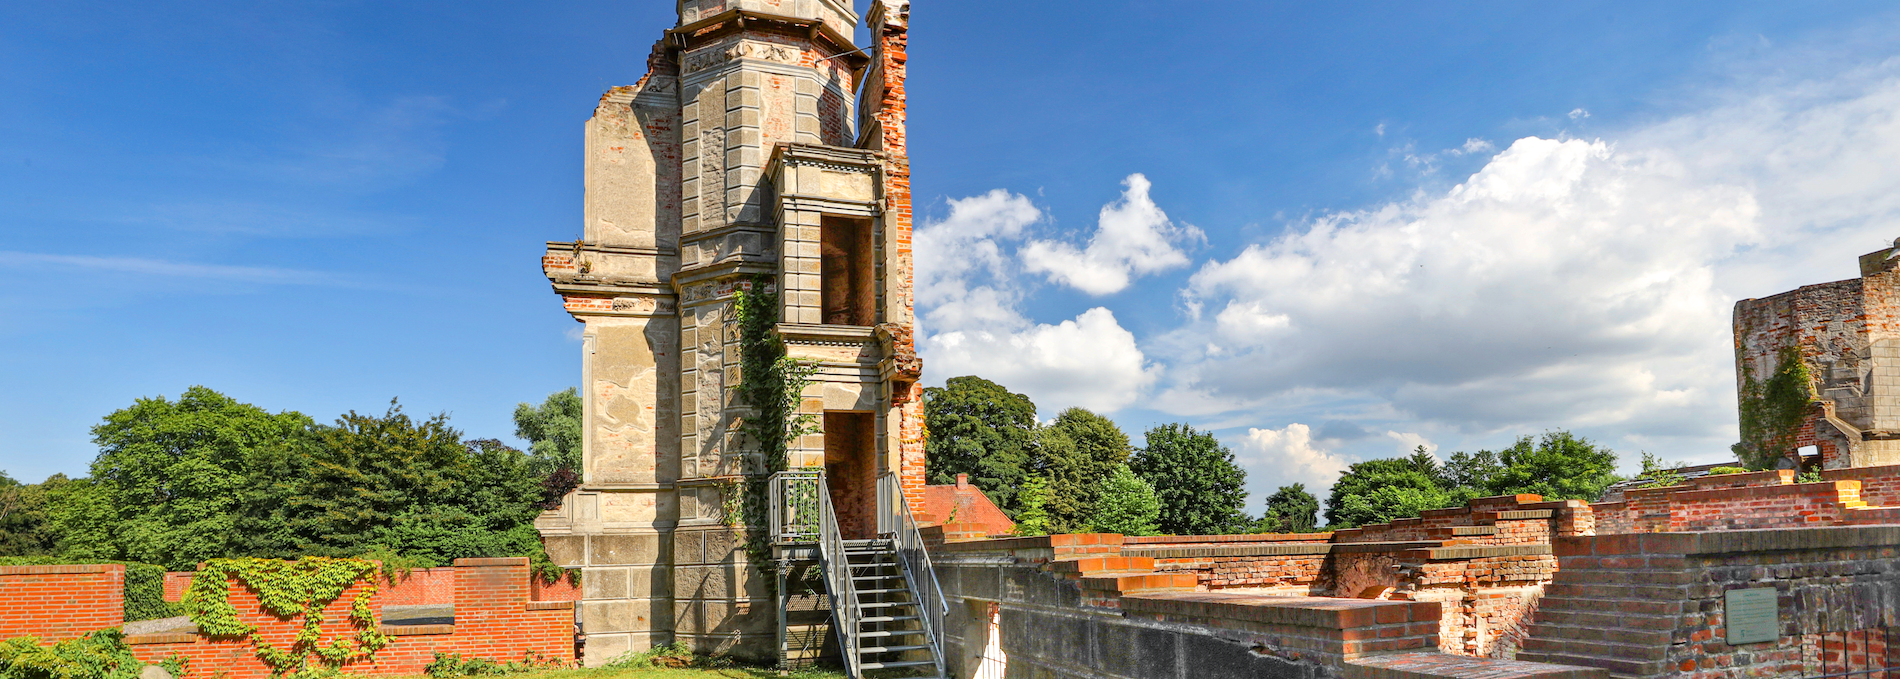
856,588,910,595
860,660,936,670
859,629,926,638
852,574,905,582
859,644,930,654
860,601,918,609
860,615,919,623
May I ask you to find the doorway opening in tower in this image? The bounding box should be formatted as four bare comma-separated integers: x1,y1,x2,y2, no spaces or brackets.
823,410,876,539
820,215,875,326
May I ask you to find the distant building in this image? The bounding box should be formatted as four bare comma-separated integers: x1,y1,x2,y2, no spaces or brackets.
919,474,1015,538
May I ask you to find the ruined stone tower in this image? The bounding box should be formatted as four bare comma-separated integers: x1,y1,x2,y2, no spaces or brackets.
1734,241,1900,469
534,0,923,663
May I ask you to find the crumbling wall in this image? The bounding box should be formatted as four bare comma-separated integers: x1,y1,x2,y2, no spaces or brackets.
1520,526,1900,678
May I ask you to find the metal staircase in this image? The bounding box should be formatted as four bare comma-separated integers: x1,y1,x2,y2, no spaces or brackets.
769,470,946,678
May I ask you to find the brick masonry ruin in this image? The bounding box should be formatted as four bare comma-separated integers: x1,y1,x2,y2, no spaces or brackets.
532,0,923,664
1733,242,1900,467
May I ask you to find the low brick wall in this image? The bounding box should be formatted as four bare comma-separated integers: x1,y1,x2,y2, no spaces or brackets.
0,564,124,643
125,558,574,678
1518,525,1900,678
163,571,192,603
1591,470,1900,534
933,535,1603,679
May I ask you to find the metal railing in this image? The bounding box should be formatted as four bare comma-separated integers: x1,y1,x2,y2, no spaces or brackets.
1797,627,1897,679
877,472,948,677
768,470,862,677
767,470,823,544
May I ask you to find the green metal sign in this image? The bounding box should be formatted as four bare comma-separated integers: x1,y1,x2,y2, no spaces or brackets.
1725,587,1779,645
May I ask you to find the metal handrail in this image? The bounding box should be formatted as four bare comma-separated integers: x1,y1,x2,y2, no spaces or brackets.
877,472,948,678
768,470,822,544
770,470,862,677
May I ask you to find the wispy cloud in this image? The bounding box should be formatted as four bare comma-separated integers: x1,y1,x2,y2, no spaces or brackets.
0,251,362,287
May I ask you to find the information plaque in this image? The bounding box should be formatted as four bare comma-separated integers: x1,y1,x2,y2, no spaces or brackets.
1725,587,1779,645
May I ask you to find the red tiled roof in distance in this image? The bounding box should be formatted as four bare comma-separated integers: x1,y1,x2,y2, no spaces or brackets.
919,473,1016,536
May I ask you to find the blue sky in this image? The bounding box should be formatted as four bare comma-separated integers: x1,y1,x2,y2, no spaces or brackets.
7,1,1900,513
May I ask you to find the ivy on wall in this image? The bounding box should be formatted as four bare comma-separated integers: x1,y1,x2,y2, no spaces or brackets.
183,557,390,679
1733,346,1818,470
729,275,820,579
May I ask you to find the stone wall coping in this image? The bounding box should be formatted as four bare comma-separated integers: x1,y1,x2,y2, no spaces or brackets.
451,557,529,567
1413,543,1542,559
1665,479,1854,504
1121,532,1333,545
932,535,1052,553
1823,463,1900,481
1555,524,1900,556
0,563,121,576
1331,541,1446,554
1343,651,1609,679
1127,544,1333,559
1493,509,1555,520
380,623,456,636
1120,591,1439,630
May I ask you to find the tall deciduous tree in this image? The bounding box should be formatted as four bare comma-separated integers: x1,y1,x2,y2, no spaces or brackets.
1325,433,1622,528
1087,465,1160,536
0,472,69,556
923,376,1037,516
273,402,546,567
514,387,583,474
1257,483,1320,533
1130,423,1249,536
48,387,312,570
1039,408,1132,533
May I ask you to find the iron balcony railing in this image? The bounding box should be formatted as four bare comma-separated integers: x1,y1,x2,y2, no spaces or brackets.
878,472,948,678
767,470,863,676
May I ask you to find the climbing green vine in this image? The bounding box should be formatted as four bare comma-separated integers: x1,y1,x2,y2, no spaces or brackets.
1733,346,1818,470
729,275,820,581
183,557,391,679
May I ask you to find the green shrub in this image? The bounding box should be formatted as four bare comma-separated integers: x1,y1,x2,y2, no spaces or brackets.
1707,466,1748,476
0,558,178,622
601,643,696,670
424,652,566,678
0,630,185,679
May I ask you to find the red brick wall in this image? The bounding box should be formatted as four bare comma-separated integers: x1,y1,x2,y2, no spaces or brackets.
0,564,123,643
164,571,192,602
1823,464,1900,505
127,558,574,678
376,567,456,606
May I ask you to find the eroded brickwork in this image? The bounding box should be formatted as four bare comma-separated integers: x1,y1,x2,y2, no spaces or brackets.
1734,243,1900,468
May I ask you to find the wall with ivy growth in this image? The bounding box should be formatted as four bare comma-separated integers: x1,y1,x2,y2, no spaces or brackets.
728,275,819,586
1734,346,1818,470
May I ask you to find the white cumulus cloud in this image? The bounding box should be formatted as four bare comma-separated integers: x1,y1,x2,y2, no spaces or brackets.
914,189,1160,414
1235,423,1351,493
1021,174,1201,296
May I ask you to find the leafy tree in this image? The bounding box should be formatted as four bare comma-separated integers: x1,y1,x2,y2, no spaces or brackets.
1130,423,1249,535
1038,408,1132,533
1323,456,1452,529
514,387,583,474
273,401,547,567
0,472,70,556
47,387,312,570
1087,465,1160,536
1324,433,1623,528
1256,483,1319,533
1483,431,1620,501
1011,476,1054,536
923,376,1037,516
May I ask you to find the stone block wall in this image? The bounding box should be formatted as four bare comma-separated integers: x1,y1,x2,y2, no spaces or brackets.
0,563,124,643
1519,526,1900,678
